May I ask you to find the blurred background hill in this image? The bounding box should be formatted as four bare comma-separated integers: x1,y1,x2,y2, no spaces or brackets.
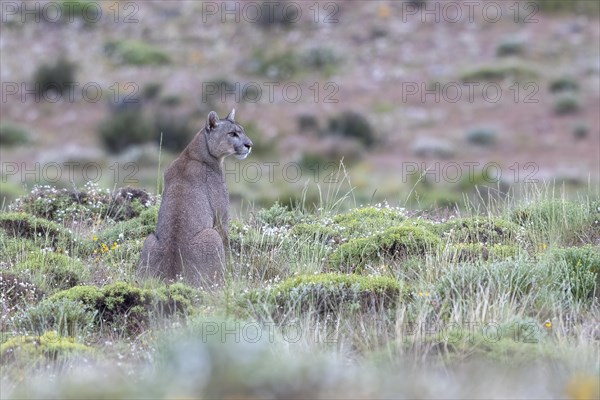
1,0,599,211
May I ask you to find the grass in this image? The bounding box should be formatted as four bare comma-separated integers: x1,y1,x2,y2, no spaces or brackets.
0,182,598,398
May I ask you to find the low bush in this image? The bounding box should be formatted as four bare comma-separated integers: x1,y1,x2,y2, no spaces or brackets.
0,212,74,248
104,40,170,66
572,122,589,140
332,205,408,239
547,246,600,300
32,56,77,97
549,76,579,93
0,122,30,146
326,111,376,148
98,109,154,153
496,38,525,57
48,281,200,334
465,127,497,146
553,93,580,115
256,273,401,315
257,201,302,227
14,298,97,337
329,225,441,272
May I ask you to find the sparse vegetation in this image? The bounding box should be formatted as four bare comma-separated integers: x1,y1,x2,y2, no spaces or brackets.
2,0,600,396
0,184,598,398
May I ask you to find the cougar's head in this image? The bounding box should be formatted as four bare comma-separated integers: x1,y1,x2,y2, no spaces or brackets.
204,109,253,160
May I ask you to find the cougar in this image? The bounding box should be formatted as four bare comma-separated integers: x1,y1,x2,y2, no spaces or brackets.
138,109,253,287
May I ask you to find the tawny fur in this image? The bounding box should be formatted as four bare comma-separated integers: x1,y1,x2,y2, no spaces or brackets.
138,110,252,287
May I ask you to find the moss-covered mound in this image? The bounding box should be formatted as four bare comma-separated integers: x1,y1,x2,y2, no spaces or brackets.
332,206,408,238
329,225,441,272
0,331,93,365
0,212,74,247
48,282,201,334
253,273,401,315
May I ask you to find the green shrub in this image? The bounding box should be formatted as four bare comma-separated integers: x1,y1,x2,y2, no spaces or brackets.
297,113,320,133
329,225,441,272
553,93,580,115
326,111,376,147
257,201,301,227
0,331,93,366
549,76,579,93
49,281,200,334
437,217,521,245
0,212,74,247
465,127,497,146
154,112,196,152
98,109,154,153
104,40,170,66
496,38,525,57
14,251,88,292
511,199,589,245
435,260,543,305
258,273,401,314
572,122,589,140
0,122,30,146
548,246,599,300
142,82,163,100
32,56,77,96
14,298,97,337
332,206,408,239
459,63,537,82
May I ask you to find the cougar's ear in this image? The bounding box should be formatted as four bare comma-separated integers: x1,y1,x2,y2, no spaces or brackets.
225,108,235,122
206,111,219,132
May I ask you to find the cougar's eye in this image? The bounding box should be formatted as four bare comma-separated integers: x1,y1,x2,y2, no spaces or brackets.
228,132,238,137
